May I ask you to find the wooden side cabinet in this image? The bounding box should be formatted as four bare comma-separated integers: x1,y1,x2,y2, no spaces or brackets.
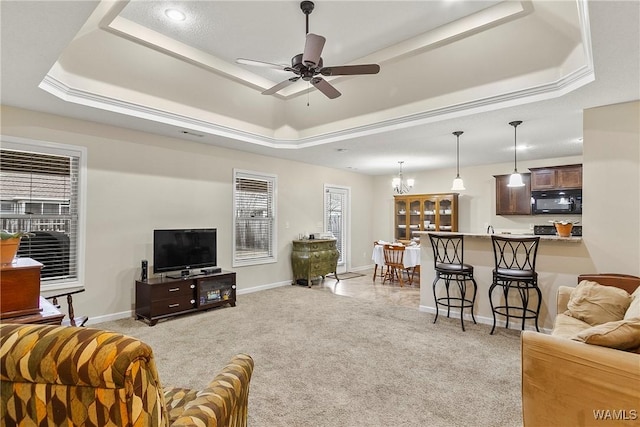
1,258,43,318
135,271,236,326
495,173,532,215
291,239,339,287
529,164,582,190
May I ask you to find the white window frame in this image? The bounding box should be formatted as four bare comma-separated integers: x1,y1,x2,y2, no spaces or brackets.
323,184,350,274
232,169,277,267
1,135,87,293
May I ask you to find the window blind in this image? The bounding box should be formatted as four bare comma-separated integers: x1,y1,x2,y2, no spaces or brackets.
233,170,277,265
1,149,79,283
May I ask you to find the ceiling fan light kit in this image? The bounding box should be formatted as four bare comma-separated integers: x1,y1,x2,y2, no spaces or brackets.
236,1,380,99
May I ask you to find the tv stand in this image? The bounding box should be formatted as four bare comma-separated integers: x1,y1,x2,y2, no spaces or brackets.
166,271,190,279
135,270,235,326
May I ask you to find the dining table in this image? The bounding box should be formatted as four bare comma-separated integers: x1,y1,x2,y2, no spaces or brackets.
372,244,421,269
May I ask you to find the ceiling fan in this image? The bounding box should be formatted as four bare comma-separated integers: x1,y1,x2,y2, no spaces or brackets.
236,1,380,99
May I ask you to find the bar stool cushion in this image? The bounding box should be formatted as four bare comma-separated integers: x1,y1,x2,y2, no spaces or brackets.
566,280,632,326
495,267,536,279
435,262,473,273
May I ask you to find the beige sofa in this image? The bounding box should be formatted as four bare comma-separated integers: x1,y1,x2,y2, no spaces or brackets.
521,274,640,427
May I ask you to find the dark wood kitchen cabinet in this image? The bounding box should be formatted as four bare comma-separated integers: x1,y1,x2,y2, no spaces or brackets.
529,164,582,190
494,173,531,215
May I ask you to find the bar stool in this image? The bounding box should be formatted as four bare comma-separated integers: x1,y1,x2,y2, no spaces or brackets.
488,235,541,334
428,233,477,331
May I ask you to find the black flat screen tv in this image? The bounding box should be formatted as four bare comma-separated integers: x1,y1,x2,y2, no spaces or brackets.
153,229,217,274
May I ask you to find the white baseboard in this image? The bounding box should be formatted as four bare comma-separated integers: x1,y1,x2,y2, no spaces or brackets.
85,310,132,326
419,304,552,334
236,280,291,295
87,280,292,326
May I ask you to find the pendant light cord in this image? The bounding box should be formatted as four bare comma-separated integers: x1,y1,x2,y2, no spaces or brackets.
509,121,522,172
456,134,461,177
453,131,463,178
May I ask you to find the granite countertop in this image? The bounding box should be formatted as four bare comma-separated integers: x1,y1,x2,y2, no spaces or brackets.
414,231,582,242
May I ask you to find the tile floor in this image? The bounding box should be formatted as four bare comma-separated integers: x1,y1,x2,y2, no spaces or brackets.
308,267,421,310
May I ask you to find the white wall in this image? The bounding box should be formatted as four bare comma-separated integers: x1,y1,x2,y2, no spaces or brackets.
1,106,376,322
583,100,640,274
2,100,637,324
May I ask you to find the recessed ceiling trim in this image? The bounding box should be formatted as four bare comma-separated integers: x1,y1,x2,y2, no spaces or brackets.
99,0,531,100
100,13,275,93
39,59,594,150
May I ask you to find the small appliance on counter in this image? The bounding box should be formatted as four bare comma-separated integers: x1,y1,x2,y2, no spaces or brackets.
533,224,582,236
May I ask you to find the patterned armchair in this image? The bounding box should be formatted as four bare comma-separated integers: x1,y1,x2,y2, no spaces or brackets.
0,324,254,426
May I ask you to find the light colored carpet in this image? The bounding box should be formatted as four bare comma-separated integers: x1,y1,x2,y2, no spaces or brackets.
96,286,522,427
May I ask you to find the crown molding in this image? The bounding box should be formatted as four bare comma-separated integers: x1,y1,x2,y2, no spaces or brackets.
39,59,594,150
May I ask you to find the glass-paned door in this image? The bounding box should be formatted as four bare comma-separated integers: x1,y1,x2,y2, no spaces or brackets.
395,198,408,240
423,198,436,231
324,185,349,273
438,197,453,231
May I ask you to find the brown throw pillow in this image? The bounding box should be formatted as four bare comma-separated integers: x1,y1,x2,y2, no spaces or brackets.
572,318,640,350
624,286,640,320
565,280,631,326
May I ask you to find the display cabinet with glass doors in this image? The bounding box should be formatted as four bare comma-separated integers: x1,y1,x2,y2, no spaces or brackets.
394,193,459,241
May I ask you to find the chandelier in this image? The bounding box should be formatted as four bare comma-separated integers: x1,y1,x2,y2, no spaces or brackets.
392,161,414,194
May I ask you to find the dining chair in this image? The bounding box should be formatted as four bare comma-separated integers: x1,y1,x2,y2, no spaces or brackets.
373,241,385,281
382,244,412,287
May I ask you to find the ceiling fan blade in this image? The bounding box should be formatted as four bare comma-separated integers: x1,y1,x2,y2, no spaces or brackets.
302,33,326,68
311,77,341,99
236,58,288,71
320,64,381,76
262,77,300,95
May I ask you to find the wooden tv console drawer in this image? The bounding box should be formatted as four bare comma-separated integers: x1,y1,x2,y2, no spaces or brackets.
135,271,235,326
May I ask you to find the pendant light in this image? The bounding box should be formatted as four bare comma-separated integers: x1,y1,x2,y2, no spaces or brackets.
451,131,465,191
507,120,525,187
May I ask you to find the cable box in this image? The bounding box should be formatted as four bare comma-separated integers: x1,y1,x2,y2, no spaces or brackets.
201,267,222,275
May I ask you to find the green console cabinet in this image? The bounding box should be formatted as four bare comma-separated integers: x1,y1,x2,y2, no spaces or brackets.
291,239,340,287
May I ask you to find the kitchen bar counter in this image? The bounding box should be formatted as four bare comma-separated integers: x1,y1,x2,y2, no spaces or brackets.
422,231,582,242
416,231,590,332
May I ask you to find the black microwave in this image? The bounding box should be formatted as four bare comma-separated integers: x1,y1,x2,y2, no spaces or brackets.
531,189,582,215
